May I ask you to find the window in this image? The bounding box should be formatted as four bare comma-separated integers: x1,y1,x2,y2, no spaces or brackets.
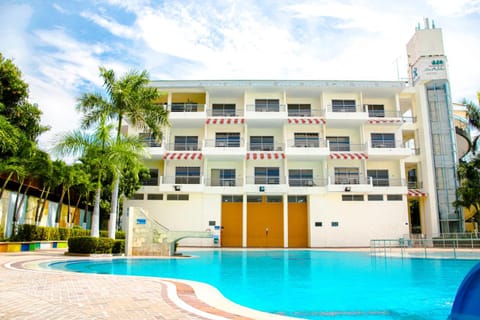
368,194,384,201
288,195,307,203
315,222,323,227
131,193,144,200
327,136,350,151
147,193,163,200
255,167,280,184
139,132,161,147
216,132,240,147
174,136,199,151
366,104,385,117
250,136,274,151
211,169,236,186
332,99,356,112
247,195,263,202
342,194,364,201
222,195,243,202
175,167,201,184
335,167,360,184
289,169,314,186
255,99,280,112
266,196,282,203
294,133,319,147
288,104,311,117
212,104,236,116
371,133,395,148
171,102,197,112
141,169,159,186
167,194,189,201
367,170,389,186
331,221,339,227
387,194,403,201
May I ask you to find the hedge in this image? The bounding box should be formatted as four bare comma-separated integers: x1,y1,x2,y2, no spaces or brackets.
10,224,125,241
68,237,116,254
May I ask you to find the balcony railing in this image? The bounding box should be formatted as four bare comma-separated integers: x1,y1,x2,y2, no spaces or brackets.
329,143,366,152
204,139,244,148
205,178,243,187
326,105,364,113
163,176,202,184
248,142,284,151
371,178,406,187
408,181,423,189
166,142,202,151
367,110,402,118
246,176,286,185
370,140,404,148
246,104,287,112
169,103,206,113
287,139,327,148
402,116,417,124
333,175,370,185
288,109,324,117
207,109,244,117
288,177,327,187
141,177,159,186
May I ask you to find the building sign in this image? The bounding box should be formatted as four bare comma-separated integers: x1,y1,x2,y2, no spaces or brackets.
412,57,448,85
136,218,146,225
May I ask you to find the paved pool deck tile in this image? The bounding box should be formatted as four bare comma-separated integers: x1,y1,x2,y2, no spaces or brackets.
0,250,297,320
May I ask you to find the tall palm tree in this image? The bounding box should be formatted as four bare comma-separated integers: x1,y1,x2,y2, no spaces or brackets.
454,156,480,225
77,67,168,238
462,97,480,154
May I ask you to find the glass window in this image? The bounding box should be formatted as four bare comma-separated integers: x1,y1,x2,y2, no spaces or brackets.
331,221,339,227
335,167,360,184
216,132,240,147
255,99,280,112
141,169,159,186
288,195,307,203
366,104,385,117
131,193,144,200
332,99,356,112
294,133,319,147
342,194,364,201
387,194,403,201
315,222,323,227
174,136,199,151
222,195,243,202
211,169,236,186
367,170,389,186
255,167,280,184
247,195,263,202
147,193,163,200
289,169,314,186
371,133,395,148
171,102,197,112
288,104,311,117
267,196,283,203
175,167,200,184
167,194,189,200
212,104,236,116
250,136,274,151
368,194,384,201
327,136,350,151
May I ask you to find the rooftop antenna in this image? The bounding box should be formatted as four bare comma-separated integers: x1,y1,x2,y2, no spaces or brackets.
432,20,436,28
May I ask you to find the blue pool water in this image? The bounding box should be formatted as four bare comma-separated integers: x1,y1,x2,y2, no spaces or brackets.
48,250,477,319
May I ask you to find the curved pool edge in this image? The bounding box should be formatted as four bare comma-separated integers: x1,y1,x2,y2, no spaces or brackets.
2,252,301,320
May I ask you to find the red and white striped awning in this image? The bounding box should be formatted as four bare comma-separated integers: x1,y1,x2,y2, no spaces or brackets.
206,117,245,125
408,189,427,197
329,152,368,160
288,117,326,125
163,152,203,160
368,119,403,124
246,152,285,160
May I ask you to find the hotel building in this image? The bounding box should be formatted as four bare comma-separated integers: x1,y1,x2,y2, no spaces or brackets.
124,20,462,247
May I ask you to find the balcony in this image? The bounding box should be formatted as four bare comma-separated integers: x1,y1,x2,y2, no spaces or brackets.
288,176,327,187
327,175,373,192
367,110,404,125
285,139,330,160
287,109,326,125
328,143,368,160
159,175,204,192
140,135,165,159
371,178,407,193
245,103,288,126
244,175,288,193
367,140,411,159
167,103,207,127
324,104,368,126
205,177,244,187
203,139,246,159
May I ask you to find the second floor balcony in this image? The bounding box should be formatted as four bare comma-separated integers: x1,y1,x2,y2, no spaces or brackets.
167,103,207,126
203,139,246,159
285,139,329,159
367,140,411,159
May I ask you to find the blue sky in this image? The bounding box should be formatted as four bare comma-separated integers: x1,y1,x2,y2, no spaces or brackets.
1,0,479,149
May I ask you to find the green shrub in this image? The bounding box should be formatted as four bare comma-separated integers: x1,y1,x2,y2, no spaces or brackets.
99,230,125,239
112,240,125,254
68,237,115,254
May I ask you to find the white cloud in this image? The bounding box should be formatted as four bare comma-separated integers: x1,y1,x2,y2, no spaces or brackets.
80,11,138,39
426,0,480,16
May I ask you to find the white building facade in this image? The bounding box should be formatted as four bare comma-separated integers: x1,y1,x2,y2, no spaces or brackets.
124,21,460,247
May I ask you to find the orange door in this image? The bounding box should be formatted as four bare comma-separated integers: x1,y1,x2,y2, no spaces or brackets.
221,201,243,247
247,196,283,247
288,201,308,247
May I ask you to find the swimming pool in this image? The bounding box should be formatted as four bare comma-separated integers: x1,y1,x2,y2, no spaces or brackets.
48,250,477,319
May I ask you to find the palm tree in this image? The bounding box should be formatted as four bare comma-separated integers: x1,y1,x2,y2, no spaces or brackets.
462,97,480,154
77,67,168,238
454,157,480,226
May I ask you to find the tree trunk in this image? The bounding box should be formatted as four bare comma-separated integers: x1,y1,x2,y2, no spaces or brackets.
72,195,82,226
38,186,51,221
55,188,66,226
90,177,102,238
0,171,14,199
67,188,71,227
15,182,31,224
108,175,120,239
34,186,47,225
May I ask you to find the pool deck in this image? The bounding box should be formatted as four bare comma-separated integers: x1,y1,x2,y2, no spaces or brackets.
0,250,298,320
